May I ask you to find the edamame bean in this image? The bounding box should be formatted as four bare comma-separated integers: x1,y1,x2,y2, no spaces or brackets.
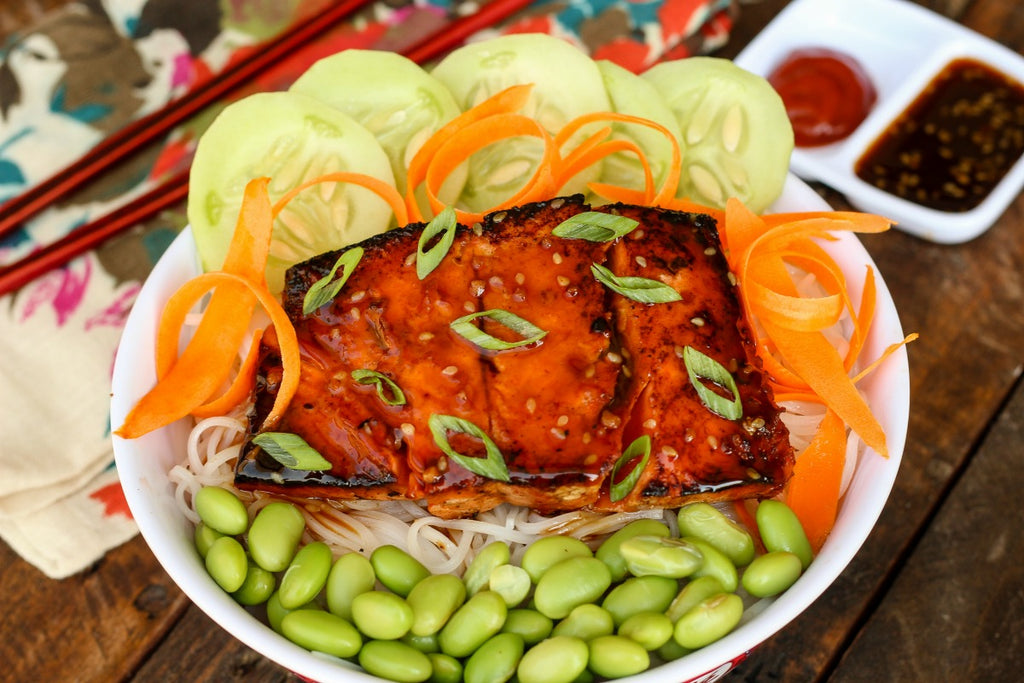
204,536,247,593
266,591,321,633
618,535,703,579
427,652,462,683
194,522,224,559
656,637,690,662
371,545,431,597
232,561,276,605
521,536,592,583
463,542,510,595
438,590,508,658
756,500,813,569
502,609,553,645
551,604,614,641
247,501,305,572
280,609,362,659
517,636,589,683
326,552,375,620
489,563,531,607
665,575,726,622
601,575,677,626
595,519,671,582
684,537,739,592
352,590,414,640
278,541,332,609
741,550,803,598
407,573,467,636
677,503,755,566
402,632,441,654
463,632,524,683
534,557,612,620
194,486,249,535
587,635,650,679
359,639,432,683
672,593,744,650
618,611,674,650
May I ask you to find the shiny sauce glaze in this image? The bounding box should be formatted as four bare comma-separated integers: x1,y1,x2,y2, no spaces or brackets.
855,58,1024,212
767,47,877,147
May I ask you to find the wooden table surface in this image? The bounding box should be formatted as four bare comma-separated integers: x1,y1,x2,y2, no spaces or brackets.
2,0,1023,681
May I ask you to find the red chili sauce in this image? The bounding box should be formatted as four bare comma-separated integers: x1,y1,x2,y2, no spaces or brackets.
855,58,1024,212
767,48,877,147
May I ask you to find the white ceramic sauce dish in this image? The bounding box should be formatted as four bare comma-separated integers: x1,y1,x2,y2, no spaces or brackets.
736,0,1024,243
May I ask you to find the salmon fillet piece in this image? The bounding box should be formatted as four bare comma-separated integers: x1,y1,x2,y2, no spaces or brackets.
236,197,793,517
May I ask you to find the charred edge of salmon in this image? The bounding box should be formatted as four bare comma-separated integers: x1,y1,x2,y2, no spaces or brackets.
235,196,794,514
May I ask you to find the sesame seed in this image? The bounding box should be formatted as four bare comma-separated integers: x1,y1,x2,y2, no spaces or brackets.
348,308,360,321
419,332,435,342
584,365,596,378
404,252,417,267
442,365,458,376
661,445,679,458
606,351,623,364
727,272,738,286
634,229,645,239
643,418,657,430
557,275,571,287
583,454,598,466
707,435,719,449
350,290,367,302
489,276,504,288
704,247,717,256
622,366,632,378
437,456,449,472
526,398,537,414
557,415,569,427
473,223,483,236
464,301,476,312
470,280,486,296
635,256,647,268
400,423,416,438
515,272,526,285
582,433,592,444
513,290,526,303
552,252,564,265
683,428,695,443
691,317,706,327
550,428,567,440
601,411,622,429
746,468,761,480
492,211,507,223
541,238,553,249
674,345,686,359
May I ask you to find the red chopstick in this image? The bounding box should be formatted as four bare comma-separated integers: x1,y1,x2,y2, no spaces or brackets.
0,0,533,298
0,0,376,241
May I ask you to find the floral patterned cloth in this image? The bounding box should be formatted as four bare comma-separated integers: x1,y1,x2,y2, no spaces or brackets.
0,0,737,578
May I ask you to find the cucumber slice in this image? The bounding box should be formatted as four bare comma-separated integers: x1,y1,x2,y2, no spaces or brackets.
430,33,611,212
290,49,465,204
595,60,683,199
642,57,794,213
187,91,396,293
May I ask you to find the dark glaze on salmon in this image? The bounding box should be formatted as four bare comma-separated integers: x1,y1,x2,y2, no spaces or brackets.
236,196,794,518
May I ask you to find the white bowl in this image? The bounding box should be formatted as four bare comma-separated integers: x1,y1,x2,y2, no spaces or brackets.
110,175,909,682
736,0,1024,244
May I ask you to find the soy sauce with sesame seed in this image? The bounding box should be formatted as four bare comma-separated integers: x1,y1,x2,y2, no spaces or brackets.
855,58,1024,212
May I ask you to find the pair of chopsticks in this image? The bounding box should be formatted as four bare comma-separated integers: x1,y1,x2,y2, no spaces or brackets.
0,0,534,297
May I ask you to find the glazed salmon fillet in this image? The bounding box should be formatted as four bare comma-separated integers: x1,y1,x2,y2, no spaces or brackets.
236,196,793,517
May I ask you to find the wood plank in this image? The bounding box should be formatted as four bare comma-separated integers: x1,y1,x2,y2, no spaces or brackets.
0,536,188,682
130,604,291,681
831,378,1024,681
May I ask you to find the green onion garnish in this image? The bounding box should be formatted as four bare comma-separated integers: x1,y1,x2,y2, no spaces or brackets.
683,345,743,420
591,263,682,304
251,432,332,471
428,414,510,482
552,211,639,242
351,369,406,406
610,435,652,502
302,247,364,315
416,206,458,279
450,309,547,351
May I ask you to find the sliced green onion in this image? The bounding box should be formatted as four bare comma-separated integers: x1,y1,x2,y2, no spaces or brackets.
351,369,406,406
428,414,510,482
683,345,743,420
591,263,682,304
552,211,639,242
610,435,652,502
251,432,331,471
450,309,547,351
416,206,458,279
302,247,364,315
